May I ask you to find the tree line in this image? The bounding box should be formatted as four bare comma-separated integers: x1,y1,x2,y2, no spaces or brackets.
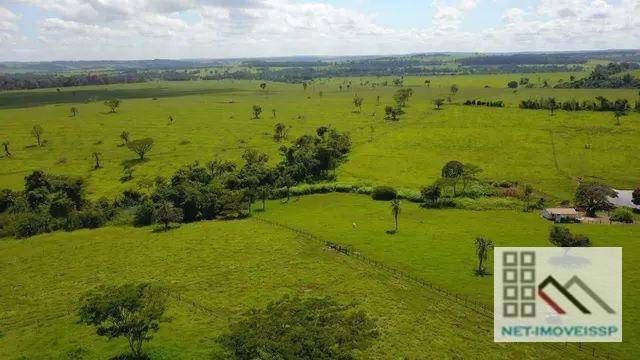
0,127,351,238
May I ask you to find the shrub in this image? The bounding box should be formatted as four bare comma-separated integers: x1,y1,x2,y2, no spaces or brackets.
0,189,15,213
611,207,634,223
371,186,397,201
549,226,591,247
77,208,107,229
134,200,155,226
217,295,379,359
13,212,52,238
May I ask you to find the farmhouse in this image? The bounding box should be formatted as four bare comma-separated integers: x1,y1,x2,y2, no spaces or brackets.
542,208,580,222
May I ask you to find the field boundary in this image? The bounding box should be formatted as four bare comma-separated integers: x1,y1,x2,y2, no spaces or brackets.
253,215,616,360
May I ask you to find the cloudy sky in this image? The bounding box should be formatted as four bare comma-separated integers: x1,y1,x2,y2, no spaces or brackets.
0,0,639,61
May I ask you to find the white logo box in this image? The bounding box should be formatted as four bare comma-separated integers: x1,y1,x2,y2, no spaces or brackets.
494,247,622,342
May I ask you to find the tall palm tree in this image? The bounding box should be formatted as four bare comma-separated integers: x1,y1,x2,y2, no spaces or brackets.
390,199,401,233
474,236,494,276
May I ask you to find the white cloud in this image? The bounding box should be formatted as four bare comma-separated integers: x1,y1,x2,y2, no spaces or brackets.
2,0,640,61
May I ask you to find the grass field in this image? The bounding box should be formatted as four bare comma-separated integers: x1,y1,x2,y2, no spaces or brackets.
257,193,640,358
1,76,638,200
1,72,639,359
0,219,581,360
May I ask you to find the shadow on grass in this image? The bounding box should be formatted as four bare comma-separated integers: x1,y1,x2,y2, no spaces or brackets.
0,87,250,109
121,158,148,168
152,224,180,233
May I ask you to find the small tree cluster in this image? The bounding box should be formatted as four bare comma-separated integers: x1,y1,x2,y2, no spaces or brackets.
549,226,591,247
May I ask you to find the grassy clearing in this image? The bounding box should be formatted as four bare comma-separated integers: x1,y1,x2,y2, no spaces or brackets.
0,77,638,200
0,219,578,359
258,192,640,358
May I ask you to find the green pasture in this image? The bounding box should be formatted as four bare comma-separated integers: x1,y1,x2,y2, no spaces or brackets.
1,76,639,201
0,219,576,360
258,193,640,358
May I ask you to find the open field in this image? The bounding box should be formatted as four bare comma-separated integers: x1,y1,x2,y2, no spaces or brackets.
258,193,640,358
1,76,639,200
1,69,639,359
0,218,580,360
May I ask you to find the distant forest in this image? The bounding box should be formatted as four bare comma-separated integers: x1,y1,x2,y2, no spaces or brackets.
1,50,640,91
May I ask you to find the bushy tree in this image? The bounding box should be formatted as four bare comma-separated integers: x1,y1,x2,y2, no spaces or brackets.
393,88,413,108
353,95,364,112
251,105,262,119
433,98,445,109
575,182,616,217
134,200,155,226
217,295,378,360
633,188,640,206
127,138,154,160
549,226,591,247
507,81,518,89
104,99,121,113
450,84,459,95
153,200,183,230
78,283,167,359
611,207,634,223
273,123,289,142
384,105,402,120
421,185,441,204
70,106,78,117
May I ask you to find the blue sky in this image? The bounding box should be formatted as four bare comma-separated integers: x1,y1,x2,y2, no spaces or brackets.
0,0,639,61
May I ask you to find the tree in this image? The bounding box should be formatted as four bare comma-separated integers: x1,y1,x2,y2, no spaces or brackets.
120,131,130,145
78,283,167,359
393,88,413,108
302,82,308,91
633,188,640,206
259,185,270,211
273,123,288,142
70,106,78,117
390,199,401,233
92,152,102,169
424,79,431,87
614,105,627,126
547,97,558,116
2,141,10,157
549,226,591,247
474,236,494,276
104,99,120,113
522,184,534,211
450,84,459,95
259,82,267,91
353,95,364,113
251,105,262,119
610,207,634,223
421,185,441,204
127,138,154,160
154,200,183,230
384,106,402,121
433,98,445,110
217,295,378,360
31,125,44,147
575,182,616,217
441,160,464,196
507,81,518,89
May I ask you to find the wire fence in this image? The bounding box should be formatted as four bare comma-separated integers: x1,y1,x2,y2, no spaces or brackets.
253,216,616,360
